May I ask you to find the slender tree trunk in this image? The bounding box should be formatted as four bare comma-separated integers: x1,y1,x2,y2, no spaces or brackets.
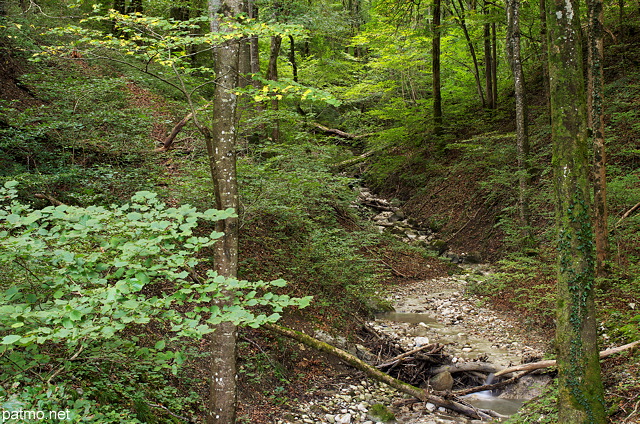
484,21,495,109
539,0,551,112
288,35,298,83
507,0,532,236
546,0,606,419
432,0,443,134
248,0,260,75
266,35,282,142
451,0,485,107
587,0,609,278
491,22,498,107
206,0,242,422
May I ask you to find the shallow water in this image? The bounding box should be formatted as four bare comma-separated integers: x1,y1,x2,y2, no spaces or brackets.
376,311,528,419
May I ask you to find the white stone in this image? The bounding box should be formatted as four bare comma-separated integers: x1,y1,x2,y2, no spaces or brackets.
335,413,352,424
414,336,430,346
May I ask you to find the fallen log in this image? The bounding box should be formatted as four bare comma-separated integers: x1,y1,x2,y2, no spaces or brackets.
265,323,505,420
494,340,640,377
309,122,373,140
431,362,503,376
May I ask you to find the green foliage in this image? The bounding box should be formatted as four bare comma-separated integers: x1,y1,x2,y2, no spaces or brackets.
0,182,311,418
0,182,310,349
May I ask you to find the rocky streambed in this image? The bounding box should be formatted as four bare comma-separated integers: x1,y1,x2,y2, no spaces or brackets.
276,190,552,424
277,266,552,424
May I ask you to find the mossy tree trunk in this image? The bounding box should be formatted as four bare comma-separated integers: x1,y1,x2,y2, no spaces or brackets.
587,0,609,278
206,0,242,422
545,0,606,420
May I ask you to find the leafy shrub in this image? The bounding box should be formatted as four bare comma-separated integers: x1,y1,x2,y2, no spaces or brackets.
0,182,310,420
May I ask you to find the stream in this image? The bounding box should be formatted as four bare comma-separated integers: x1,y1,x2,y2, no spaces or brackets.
276,190,551,424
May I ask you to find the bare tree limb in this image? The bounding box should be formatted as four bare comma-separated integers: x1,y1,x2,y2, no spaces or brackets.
495,340,640,377
615,201,640,228
156,112,193,151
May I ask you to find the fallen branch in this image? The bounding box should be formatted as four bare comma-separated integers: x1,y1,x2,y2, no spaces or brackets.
615,201,640,228
376,343,441,369
34,193,64,206
332,149,378,168
494,340,640,377
265,323,504,420
309,122,373,140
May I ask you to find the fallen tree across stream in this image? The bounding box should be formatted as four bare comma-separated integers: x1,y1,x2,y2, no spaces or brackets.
494,340,640,377
265,323,506,421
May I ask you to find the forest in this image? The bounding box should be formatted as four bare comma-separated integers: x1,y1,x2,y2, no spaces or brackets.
0,0,639,422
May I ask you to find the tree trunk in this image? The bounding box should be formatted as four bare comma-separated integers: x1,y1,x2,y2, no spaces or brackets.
483,9,494,110
127,0,143,14
546,0,606,419
288,35,298,83
539,0,551,113
587,0,609,278
266,35,282,142
432,0,443,134
113,0,125,13
506,0,532,236
451,0,485,107
248,0,260,75
491,22,498,107
206,0,242,422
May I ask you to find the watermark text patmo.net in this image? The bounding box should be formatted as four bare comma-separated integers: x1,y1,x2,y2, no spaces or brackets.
2,409,71,422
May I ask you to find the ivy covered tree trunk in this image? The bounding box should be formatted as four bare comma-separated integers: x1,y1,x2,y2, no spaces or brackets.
432,0,443,134
587,0,609,278
206,0,242,422
546,0,606,420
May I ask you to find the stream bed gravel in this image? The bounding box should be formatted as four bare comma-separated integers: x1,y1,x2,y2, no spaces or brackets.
278,264,551,424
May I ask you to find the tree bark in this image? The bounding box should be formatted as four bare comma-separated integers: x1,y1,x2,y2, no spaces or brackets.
266,35,282,142
546,0,606,419
206,0,242,422
587,0,609,278
483,10,495,110
506,0,532,237
432,0,443,134
539,0,551,113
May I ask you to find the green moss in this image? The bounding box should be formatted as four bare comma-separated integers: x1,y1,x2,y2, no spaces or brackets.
368,403,396,422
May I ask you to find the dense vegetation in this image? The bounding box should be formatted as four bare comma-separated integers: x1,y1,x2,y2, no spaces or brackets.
1,0,639,422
